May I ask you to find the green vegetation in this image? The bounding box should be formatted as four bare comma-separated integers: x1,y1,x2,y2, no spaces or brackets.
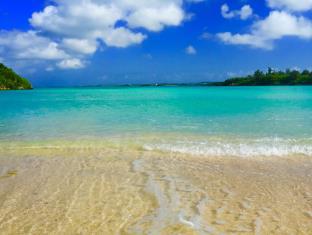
214,68,312,86
0,63,32,90
113,68,312,88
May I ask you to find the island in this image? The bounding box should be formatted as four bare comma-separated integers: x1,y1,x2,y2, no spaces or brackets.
213,68,312,86
0,63,32,90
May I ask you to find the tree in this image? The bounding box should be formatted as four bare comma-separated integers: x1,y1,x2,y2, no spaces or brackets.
217,68,312,86
254,70,264,81
268,67,273,74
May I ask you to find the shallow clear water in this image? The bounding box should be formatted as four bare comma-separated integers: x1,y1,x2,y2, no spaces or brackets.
1,86,312,156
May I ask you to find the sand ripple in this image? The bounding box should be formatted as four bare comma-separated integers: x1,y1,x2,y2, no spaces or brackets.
0,147,311,234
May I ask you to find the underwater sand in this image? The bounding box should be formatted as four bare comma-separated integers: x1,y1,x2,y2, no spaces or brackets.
0,144,311,235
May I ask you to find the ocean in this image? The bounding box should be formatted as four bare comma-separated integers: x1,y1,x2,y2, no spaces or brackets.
1,86,312,157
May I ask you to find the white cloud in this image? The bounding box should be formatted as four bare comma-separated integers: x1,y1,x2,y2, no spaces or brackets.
217,32,268,48
29,0,193,43
221,4,235,19
57,58,85,69
185,45,197,55
126,3,184,31
240,5,254,20
221,4,253,20
0,0,203,70
99,27,146,48
62,38,98,55
217,11,312,49
0,30,68,60
267,0,312,11
30,3,122,37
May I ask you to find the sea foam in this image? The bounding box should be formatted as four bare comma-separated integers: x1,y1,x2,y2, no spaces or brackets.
143,138,312,157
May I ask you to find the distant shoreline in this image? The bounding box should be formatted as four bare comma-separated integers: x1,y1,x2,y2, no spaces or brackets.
2,67,312,90
32,69,312,89
31,83,312,89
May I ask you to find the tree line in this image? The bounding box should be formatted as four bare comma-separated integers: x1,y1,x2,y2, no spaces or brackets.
215,68,312,86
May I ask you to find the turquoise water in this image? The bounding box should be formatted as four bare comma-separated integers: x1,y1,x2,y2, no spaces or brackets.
1,86,312,156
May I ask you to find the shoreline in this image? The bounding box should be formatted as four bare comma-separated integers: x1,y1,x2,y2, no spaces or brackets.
1,134,312,158
19,84,312,90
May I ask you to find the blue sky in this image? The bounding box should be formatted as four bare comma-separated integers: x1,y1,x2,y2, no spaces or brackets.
1,0,312,87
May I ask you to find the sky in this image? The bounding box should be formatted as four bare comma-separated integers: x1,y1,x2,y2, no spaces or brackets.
1,0,312,87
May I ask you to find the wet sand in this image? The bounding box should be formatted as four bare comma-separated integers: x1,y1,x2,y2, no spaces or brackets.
0,146,311,234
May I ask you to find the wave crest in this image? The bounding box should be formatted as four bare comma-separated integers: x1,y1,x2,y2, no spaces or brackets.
144,138,312,157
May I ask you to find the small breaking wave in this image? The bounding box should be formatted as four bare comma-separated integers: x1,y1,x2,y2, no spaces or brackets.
143,137,312,157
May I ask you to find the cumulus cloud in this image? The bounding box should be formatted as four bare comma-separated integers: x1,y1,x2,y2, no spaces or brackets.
57,58,85,69
267,0,312,11
185,45,197,55
217,11,312,49
126,3,184,31
221,4,253,20
62,38,98,55
99,27,146,48
29,0,188,41
0,0,202,70
0,30,68,60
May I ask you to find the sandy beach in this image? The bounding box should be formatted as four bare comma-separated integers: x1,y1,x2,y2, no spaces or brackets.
0,144,311,235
